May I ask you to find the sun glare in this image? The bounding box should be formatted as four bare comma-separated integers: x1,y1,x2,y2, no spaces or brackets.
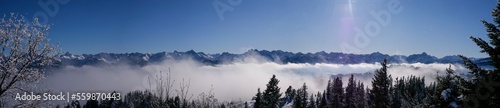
348,0,354,17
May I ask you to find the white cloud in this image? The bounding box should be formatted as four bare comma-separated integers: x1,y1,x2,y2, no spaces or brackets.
40,59,470,102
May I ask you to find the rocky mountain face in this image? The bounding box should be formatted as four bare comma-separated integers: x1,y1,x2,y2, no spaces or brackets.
56,49,489,67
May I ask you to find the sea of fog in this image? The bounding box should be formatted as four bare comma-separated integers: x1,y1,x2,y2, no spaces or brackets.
39,57,470,102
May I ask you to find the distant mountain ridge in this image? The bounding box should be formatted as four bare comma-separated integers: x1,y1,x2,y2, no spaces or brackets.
56,49,490,67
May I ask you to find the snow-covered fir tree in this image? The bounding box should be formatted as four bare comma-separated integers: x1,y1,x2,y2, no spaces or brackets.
456,1,500,107
331,77,344,108
345,74,356,108
262,74,282,108
293,83,308,108
253,88,264,108
369,59,391,108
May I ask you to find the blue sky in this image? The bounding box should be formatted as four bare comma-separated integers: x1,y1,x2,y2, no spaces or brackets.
0,0,496,58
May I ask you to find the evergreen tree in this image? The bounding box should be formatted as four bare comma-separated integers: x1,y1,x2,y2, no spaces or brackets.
308,94,316,108
182,99,188,108
383,75,428,107
430,68,462,107
424,81,438,108
262,75,282,108
83,100,99,108
291,89,297,103
64,103,70,108
391,77,403,108
190,100,196,108
285,86,295,103
172,96,181,108
316,92,322,108
220,103,226,108
331,77,344,108
66,101,81,108
345,74,356,108
253,88,264,108
355,81,367,108
366,87,371,108
326,78,333,106
457,1,500,107
99,92,123,108
369,59,391,108
245,101,249,108
293,83,308,108
123,90,157,108
403,75,427,107
280,86,294,107
319,90,327,108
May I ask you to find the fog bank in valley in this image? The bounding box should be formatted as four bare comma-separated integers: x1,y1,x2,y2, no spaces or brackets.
40,56,470,101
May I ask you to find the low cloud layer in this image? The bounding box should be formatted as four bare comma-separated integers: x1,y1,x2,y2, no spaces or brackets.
40,57,470,102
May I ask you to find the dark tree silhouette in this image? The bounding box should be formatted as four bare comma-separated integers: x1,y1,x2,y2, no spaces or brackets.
293,83,308,108
330,77,344,108
253,88,263,108
457,1,500,107
369,59,391,108
345,74,356,108
262,74,282,108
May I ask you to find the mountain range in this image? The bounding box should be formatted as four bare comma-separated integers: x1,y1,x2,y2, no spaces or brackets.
56,49,490,67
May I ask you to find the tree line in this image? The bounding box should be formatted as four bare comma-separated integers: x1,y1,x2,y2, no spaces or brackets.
250,59,462,108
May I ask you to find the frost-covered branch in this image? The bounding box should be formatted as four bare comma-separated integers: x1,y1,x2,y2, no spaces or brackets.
0,13,59,106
